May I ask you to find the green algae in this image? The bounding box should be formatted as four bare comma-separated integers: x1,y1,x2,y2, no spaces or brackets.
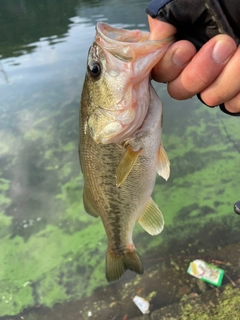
1,93,240,318
1,31,240,319
179,285,240,320
0,282,34,316
0,222,107,316
0,178,11,212
0,95,108,315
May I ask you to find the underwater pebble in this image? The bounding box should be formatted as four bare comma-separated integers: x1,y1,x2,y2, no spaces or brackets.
234,201,240,214
23,281,30,287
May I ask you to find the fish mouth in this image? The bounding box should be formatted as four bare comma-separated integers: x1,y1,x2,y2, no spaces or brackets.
87,22,173,145
95,22,173,63
96,22,150,44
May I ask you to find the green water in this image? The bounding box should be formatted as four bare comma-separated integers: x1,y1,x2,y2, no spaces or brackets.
0,0,240,319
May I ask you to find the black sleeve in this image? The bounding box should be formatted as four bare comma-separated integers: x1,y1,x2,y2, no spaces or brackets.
146,0,240,116
146,0,240,49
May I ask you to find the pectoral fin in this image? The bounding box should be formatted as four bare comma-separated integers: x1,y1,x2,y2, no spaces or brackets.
116,146,142,187
83,188,99,217
157,143,170,181
137,197,164,235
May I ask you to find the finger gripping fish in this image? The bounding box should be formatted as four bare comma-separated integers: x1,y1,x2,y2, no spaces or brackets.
79,22,172,282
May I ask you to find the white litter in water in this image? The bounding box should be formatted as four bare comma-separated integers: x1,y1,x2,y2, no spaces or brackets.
87,311,92,317
133,295,150,314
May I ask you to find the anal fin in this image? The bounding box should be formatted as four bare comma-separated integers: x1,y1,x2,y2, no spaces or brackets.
137,197,164,235
116,146,142,187
157,143,170,181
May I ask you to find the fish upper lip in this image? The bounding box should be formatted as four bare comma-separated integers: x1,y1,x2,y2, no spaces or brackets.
96,22,150,45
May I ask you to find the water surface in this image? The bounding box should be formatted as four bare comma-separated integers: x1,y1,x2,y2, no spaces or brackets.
1,0,240,319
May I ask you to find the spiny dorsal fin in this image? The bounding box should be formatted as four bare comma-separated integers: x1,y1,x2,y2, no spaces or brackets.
137,197,164,235
116,146,142,187
157,143,170,181
83,188,99,217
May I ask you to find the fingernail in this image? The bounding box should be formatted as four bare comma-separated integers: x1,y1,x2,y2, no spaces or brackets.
172,48,193,67
212,40,235,64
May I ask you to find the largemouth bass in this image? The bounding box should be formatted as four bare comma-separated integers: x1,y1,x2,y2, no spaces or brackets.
79,22,171,282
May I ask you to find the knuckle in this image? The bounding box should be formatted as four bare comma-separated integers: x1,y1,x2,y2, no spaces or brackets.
202,92,225,106
184,68,211,95
225,95,240,113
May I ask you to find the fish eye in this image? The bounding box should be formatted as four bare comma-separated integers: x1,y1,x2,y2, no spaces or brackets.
88,61,101,78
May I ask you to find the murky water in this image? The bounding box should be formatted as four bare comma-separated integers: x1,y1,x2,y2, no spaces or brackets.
1,0,240,319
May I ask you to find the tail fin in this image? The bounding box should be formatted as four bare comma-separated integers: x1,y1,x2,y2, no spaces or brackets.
106,248,144,282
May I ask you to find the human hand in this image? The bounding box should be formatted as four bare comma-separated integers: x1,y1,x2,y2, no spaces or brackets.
149,17,240,114
147,0,240,116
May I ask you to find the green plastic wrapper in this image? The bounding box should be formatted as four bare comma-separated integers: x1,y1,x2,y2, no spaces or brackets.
187,259,225,287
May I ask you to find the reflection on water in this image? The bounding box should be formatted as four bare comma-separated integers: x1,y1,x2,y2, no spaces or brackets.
0,0,79,59
0,0,240,319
